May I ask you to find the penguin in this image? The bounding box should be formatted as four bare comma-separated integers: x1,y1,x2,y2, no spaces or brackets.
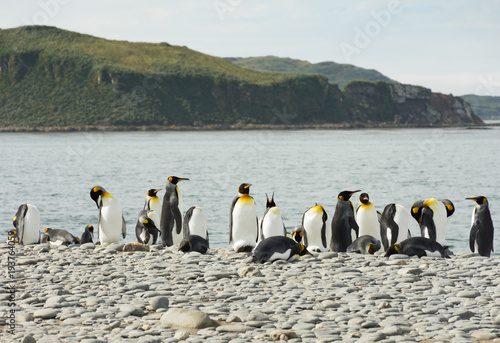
302,204,329,252
90,186,126,245
80,225,94,244
252,236,311,263
331,190,360,252
7,230,19,243
292,225,305,244
229,183,258,252
160,176,189,247
179,234,210,254
411,198,454,244
41,228,79,246
356,193,381,242
144,188,162,229
136,210,161,245
183,206,208,241
347,235,381,255
466,196,494,257
379,203,411,251
260,193,287,241
384,237,448,258
12,203,40,245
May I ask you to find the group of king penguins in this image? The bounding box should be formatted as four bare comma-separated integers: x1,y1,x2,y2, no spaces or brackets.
9,178,495,263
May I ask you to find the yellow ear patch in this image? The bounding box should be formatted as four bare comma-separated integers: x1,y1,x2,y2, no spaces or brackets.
44,228,49,233
13,216,17,222
482,198,487,204
446,204,454,211
87,225,92,228
394,245,399,253
143,219,149,224
168,177,173,182
412,207,419,214
339,195,345,201
93,187,100,192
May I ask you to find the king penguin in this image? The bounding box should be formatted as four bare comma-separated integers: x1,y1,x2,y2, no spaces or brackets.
229,183,258,252
183,206,208,241
331,190,360,252
260,193,287,241
81,225,94,244
347,235,381,255
356,193,381,242
160,176,189,247
379,203,411,251
179,234,210,254
90,186,126,245
466,196,494,257
252,236,310,263
42,228,79,246
292,225,305,244
136,209,161,245
384,237,448,258
302,204,329,252
411,198,454,245
12,203,40,245
144,189,162,229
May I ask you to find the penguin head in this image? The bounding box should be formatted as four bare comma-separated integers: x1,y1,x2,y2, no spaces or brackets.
179,239,191,253
168,176,189,185
300,243,312,256
292,225,305,243
86,225,94,236
466,196,487,205
266,193,276,209
90,186,106,207
423,198,439,210
147,189,161,197
384,243,401,257
367,243,380,255
43,228,52,234
338,190,361,201
238,183,251,195
359,193,370,205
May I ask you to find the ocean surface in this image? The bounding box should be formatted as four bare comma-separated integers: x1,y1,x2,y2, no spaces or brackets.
1,126,499,255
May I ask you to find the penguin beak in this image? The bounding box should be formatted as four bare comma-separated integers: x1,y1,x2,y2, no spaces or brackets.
350,190,361,196
179,178,189,182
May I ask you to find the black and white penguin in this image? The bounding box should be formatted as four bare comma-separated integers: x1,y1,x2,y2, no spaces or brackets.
80,225,94,244
292,225,305,244
144,188,162,228
179,234,210,254
41,228,79,246
90,186,127,245
466,196,494,257
7,230,19,243
252,236,310,263
347,235,381,255
411,198,454,244
160,176,189,247
183,206,208,241
12,203,40,245
356,193,381,242
331,190,360,252
384,237,448,258
136,210,161,245
229,183,258,252
260,193,287,241
379,203,411,251
302,204,329,252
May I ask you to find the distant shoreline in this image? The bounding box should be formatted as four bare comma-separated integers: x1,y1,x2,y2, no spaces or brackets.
0,122,497,133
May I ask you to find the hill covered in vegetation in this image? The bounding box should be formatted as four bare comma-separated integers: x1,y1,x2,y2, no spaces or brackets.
226,56,394,90
0,26,483,131
460,95,500,119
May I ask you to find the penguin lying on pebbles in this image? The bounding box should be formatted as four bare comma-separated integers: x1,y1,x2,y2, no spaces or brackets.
384,237,449,258
252,236,310,263
42,228,79,246
179,235,210,254
347,235,381,254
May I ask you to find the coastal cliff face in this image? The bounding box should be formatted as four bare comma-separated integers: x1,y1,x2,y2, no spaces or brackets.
0,26,483,130
343,81,484,126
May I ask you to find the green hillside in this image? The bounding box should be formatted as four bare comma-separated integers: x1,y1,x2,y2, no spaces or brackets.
0,26,482,130
226,56,394,89
460,95,500,119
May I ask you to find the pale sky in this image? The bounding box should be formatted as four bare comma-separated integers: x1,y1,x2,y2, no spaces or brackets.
1,0,499,96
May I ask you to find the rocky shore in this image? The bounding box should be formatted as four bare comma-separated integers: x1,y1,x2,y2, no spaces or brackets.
2,242,500,343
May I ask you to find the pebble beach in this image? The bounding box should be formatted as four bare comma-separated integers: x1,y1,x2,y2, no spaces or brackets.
2,242,500,343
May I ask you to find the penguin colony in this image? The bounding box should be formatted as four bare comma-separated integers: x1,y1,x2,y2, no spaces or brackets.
9,179,495,260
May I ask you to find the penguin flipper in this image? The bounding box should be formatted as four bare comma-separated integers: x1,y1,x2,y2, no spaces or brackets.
15,204,28,245
171,204,183,236
349,216,359,239
183,206,195,235
321,222,327,249
229,196,238,244
122,216,127,238
469,223,479,253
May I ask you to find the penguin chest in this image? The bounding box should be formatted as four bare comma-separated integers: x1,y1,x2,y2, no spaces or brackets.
232,198,257,243
99,198,123,243
261,210,284,239
432,203,447,244
392,205,410,242
148,198,162,226
357,205,380,240
22,204,41,244
303,210,326,249
267,248,296,262
188,209,207,239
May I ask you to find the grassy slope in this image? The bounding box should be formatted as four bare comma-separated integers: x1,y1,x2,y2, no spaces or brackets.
226,56,394,89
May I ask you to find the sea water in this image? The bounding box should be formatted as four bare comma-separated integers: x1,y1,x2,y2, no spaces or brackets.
1,127,499,254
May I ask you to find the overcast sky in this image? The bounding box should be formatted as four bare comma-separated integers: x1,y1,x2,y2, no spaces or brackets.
2,0,499,96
